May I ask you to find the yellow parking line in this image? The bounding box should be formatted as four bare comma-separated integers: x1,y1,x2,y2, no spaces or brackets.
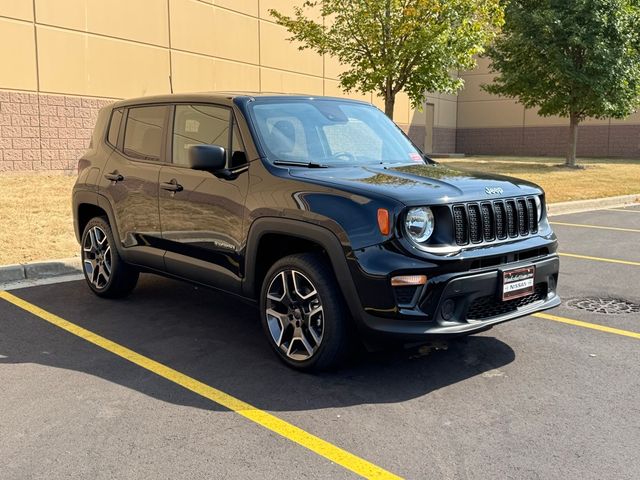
0,291,402,480
605,208,640,213
534,312,640,340
559,252,640,267
550,222,640,233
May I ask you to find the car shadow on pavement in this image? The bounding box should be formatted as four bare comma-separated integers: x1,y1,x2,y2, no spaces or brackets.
0,275,516,413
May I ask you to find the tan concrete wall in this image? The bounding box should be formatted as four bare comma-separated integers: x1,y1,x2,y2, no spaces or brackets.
3,2,640,171
457,56,640,157
1,0,455,171
0,1,375,105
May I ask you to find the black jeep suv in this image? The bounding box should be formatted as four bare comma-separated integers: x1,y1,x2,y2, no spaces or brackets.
73,93,560,370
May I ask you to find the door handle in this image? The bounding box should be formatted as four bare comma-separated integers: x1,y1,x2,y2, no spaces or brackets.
104,171,124,182
160,178,183,193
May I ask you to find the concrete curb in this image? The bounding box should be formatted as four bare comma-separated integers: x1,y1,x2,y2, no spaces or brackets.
547,193,640,216
0,257,82,284
0,193,638,286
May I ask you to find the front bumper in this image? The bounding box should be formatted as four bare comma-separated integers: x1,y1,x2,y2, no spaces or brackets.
345,240,560,346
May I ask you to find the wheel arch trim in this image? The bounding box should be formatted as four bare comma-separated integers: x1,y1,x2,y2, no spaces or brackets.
73,191,123,255
243,217,364,321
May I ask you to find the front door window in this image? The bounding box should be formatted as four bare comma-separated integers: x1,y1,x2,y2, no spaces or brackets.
172,105,230,166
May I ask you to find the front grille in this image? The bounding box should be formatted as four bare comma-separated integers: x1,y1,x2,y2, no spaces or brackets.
453,206,468,245
468,204,482,243
494,202,506,239
527,198,538,233
480,203,495,241
466,283,547,321
505,200,517,237
452,197,539,246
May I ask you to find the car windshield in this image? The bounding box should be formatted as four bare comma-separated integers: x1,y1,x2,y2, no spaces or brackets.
248,99,427,166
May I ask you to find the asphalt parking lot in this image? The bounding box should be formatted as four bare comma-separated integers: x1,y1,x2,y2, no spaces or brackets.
2,206,640,480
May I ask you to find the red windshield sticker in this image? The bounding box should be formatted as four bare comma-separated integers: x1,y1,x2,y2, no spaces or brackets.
409,153,423,162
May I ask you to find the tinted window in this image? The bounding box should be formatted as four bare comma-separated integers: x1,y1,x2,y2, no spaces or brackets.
249,100,424,166
173,104,230,166
107,108,123,147
323,118,382,160
258,113,309,161
230,118,247,168
123,106,167,161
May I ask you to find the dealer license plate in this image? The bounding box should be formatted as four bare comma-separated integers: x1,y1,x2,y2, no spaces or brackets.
502,266,535,301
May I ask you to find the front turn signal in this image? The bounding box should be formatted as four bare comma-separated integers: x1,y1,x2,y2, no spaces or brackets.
377,208,390,235
391,275,428,286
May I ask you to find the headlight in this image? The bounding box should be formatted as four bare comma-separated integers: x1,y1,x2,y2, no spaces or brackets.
534,196,543,222
405,207,435,244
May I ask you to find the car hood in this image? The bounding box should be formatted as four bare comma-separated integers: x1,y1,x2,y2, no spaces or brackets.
289,163,543,205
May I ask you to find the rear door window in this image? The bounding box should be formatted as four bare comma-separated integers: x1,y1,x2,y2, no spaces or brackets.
123,106,168,161
172,104,231,166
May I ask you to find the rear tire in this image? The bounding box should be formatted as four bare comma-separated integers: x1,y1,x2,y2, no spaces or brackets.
81,216,138,298
260,253,351,372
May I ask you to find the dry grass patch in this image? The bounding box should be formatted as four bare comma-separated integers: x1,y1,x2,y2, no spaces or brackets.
440,157,640,203
1,157,639,265
0,175,77,265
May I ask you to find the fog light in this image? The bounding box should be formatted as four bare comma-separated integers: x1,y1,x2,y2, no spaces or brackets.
441,299,455,321
391,275,427,286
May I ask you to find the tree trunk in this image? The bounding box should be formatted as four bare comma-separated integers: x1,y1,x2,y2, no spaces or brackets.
566,113,580,167
384,94,395,119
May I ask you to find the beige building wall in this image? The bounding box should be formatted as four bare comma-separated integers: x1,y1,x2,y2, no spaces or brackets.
1,0,449,172
4,2,635,171
457,56,640,157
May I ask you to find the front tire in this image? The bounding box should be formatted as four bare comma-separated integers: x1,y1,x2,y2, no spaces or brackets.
81,216,138,298
260,253,351,371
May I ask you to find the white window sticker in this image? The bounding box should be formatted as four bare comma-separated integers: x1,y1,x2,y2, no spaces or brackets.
185,119,200,133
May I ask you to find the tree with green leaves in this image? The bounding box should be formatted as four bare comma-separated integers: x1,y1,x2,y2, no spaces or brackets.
484,0,640,167
270,0,503,119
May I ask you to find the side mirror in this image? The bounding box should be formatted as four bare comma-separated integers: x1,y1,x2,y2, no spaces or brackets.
188,145,226,172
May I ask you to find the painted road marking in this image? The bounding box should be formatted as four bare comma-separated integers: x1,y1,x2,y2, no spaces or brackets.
550,222,640,233
605,208,640,214
559,253,640,267
534,312,640,340
0,291,402,480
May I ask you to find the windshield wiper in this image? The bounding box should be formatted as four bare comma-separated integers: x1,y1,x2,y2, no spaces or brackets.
273,160,328,168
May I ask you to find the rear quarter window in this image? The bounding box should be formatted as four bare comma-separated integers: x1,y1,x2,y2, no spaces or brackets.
107,108,123,147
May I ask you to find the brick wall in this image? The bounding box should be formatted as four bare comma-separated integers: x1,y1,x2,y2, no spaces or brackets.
433,127,456,154
403,125,457,155
4,89,638,172
457,124,640,157
405,124,425,151
0,90,114,173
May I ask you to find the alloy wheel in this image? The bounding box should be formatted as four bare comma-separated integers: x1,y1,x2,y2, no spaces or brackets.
83,225,112,289
265,269,324,361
